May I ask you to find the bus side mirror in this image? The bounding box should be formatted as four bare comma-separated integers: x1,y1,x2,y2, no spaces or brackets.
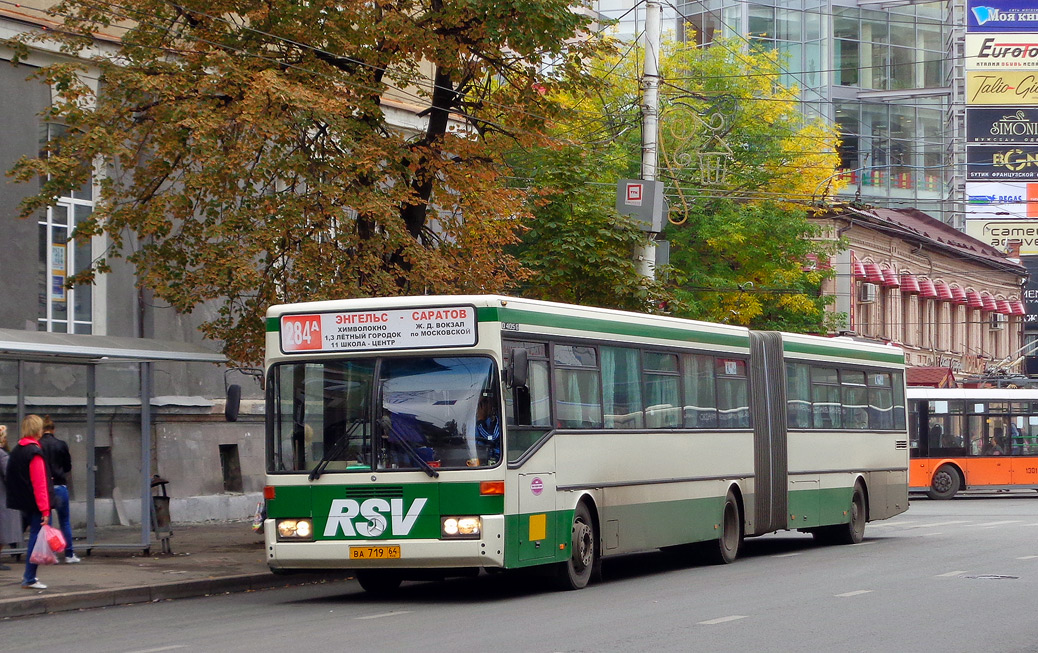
508,349,529,388
225,384,242,422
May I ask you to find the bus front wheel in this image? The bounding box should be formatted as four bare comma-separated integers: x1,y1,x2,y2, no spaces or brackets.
556,502,596,590
927,465,961,500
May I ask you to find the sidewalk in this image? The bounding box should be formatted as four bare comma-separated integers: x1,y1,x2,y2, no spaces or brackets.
0,521,351,619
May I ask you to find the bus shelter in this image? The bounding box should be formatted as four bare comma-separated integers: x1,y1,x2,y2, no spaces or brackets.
0,328,225,552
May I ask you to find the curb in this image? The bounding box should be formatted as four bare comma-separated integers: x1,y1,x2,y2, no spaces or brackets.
0,571,353,620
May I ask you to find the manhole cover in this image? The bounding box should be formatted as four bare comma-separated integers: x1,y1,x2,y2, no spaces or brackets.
964,575,1018,580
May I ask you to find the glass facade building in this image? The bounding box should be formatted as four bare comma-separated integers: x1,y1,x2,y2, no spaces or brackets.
596,0,955,222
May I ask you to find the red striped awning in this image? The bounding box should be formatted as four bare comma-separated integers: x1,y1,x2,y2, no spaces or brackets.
966,290,984,308
982,293,998,312
900,274,921,294
1012,300,1027,315
852,258,866,278
918,277,938,299
863,262,884,283
997,299,1013,314
950,286,967,304
933,281,953,301
881,267,900,287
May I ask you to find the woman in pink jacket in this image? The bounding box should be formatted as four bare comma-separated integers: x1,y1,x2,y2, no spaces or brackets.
6,415,52,590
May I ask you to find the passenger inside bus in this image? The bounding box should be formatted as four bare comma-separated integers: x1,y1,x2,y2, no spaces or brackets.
981,428,1005,456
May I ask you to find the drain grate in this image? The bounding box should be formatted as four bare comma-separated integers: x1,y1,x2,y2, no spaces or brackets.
964,574,1018,580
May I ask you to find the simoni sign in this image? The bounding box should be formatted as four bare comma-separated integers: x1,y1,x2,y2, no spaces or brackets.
967,108,1038,142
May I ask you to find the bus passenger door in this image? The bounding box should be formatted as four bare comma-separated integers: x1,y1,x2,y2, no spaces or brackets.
517,473,556,563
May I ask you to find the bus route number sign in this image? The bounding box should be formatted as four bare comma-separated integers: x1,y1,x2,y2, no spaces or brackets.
281,306,477,353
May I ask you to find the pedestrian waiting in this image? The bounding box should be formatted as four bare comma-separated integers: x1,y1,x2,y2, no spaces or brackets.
7,415,52,590
0,425,24,570
40,416,79,563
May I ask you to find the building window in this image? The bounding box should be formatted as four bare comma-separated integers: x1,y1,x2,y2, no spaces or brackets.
37,124,94,334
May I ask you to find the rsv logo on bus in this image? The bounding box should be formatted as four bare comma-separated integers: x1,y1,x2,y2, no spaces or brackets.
324,497,428,537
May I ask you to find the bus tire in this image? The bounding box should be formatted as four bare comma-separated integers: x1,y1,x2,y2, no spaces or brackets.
556,502,596,590
812,482,866,545
704,490,742,565
927,464,960,500
355,570,402,596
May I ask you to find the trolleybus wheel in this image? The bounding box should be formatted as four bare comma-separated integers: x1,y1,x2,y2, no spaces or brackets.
355,570,402,596
556,502,596,590
704,490,742,564
927,464,960,500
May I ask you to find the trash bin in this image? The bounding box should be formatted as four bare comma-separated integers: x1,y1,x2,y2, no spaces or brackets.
150,475,173,554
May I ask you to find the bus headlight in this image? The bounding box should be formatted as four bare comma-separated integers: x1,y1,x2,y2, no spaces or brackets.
276,519,313,541
441,516,481,539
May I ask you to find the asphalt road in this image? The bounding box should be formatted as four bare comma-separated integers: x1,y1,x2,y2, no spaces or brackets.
6,492,1038,653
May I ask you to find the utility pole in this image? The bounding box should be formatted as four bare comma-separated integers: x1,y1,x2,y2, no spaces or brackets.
637,0,662,279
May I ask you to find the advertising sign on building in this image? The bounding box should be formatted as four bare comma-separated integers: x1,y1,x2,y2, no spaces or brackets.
967,71,1038,104
1024,257,1038,324
967,182,1038,218
965,218,1038,255
967,107,1038,142
966,34,1038,69
967,1,1038,32
967,145,1038,180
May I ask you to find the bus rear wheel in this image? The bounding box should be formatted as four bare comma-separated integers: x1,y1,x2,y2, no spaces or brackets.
704,490,742,565
556,502,596,590
814,482,866,545
355,570,402,596
927,464,960,500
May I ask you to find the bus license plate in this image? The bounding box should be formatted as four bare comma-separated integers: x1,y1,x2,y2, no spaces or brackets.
349,545,401,560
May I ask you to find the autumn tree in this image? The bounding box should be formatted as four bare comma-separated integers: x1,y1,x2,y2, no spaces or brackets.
7,0,603,365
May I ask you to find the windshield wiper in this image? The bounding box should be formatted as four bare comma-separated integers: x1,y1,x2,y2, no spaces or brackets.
309,420,364,481
379,416,439,478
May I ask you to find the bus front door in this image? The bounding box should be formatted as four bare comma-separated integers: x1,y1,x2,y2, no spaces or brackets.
517,472,557,563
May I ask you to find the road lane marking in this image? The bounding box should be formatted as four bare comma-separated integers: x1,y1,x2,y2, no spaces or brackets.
124,647,189,653
920,532,943,537
906,520,968,529
835,590,872,597
936,570,968,577
977,520,1022,528
851,541,875,546
1017,556,1038,560
868,520,910,528
356,611,412,620
772,552,801,558
698,615,747,625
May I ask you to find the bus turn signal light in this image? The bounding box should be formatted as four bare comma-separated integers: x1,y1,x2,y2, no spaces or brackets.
263,486,276,500
480,481,504,495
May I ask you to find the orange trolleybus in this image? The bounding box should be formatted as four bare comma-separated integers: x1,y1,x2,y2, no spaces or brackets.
908,387,1038,499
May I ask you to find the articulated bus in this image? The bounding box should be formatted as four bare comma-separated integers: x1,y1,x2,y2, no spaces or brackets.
262,296,910,593
908,387,1038,499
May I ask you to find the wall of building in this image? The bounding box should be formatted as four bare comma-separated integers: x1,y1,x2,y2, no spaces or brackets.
817,216,1026,375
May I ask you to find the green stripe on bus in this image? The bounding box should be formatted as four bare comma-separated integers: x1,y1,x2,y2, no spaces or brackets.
478,307,749,348
783,340,903,365
267,317,279,332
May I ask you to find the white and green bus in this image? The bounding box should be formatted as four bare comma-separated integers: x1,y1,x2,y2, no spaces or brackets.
261,295,910,593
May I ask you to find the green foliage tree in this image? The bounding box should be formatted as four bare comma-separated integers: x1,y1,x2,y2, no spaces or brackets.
512,36,844,332
7,0,603,365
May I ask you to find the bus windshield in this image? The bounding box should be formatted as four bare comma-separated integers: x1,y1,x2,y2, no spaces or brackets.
269,356,501,473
